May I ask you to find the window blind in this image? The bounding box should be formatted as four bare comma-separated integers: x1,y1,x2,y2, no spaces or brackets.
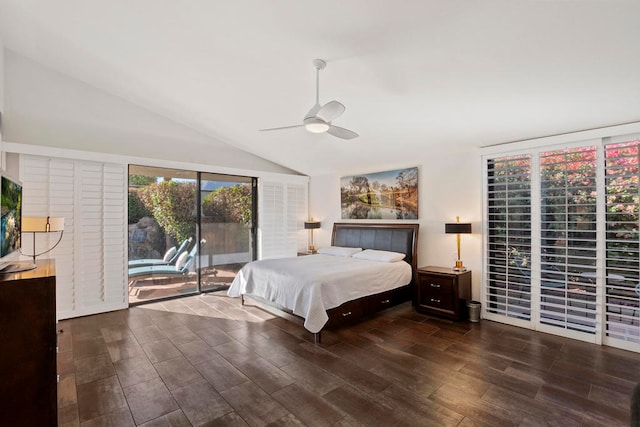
604,140,640,345
486,154,532,321
21,155,127,319
538,147,598,335
259,180,308,259
287,184,307,253
485,135,640,352
259,181,285,259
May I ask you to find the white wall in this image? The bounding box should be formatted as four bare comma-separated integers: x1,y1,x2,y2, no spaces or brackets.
3,49,297,175
309,146,483,301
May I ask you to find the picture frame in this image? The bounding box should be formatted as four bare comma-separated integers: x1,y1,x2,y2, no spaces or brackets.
340,167,418,219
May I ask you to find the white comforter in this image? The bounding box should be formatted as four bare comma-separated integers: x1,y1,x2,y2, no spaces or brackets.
227,254,412,333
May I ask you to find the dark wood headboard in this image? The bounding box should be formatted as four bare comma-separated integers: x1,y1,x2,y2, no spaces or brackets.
331,223,419,274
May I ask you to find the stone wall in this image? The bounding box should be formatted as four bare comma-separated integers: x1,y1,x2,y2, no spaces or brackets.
128,216,167,260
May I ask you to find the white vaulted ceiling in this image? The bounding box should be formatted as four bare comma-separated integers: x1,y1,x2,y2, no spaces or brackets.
1,0,639,176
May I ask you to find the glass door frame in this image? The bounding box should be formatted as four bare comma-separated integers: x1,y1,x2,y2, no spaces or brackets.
196,173,257,295
127,164,257,305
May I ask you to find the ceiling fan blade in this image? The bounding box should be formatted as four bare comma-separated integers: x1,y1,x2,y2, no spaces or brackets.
259,124,304,132
327,125,358,140
316,100,345,122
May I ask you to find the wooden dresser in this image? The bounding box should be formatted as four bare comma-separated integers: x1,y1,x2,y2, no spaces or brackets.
0,259,57,426
415,266,471,321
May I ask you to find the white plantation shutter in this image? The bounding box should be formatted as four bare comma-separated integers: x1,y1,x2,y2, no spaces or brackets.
77,162,104,308
604,139,640,347
287,184,307,252
484,133,640,353
260,181,285,259
485,155,533,322
21,155,127,319
538,147,599,338
103,164,126,307
21,157,76,315
259,180,307,259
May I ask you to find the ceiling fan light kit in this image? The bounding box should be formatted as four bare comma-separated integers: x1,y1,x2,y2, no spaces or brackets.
304,117,330,133
260,59,358,140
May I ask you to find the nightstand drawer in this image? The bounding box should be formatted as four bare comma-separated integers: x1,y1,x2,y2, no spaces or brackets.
418,275,455,311
420,275,454,295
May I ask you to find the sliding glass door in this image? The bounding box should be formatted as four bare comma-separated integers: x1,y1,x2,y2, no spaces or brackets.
127,165,256,303
199,173,255,292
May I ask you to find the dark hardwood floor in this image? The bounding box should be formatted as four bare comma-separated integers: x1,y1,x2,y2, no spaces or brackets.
56,292,639,426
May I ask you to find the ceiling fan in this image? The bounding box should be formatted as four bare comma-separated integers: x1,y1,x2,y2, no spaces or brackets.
260,59,358,140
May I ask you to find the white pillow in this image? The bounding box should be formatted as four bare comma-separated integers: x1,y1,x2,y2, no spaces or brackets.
162,246,177,262
352,249,406,263
175,252,190,270
317,246,363,257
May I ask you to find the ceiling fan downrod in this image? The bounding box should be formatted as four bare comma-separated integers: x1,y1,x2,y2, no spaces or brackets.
312,59,326,106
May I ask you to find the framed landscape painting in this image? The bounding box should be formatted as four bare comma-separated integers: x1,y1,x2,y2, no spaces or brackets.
340,167,418,219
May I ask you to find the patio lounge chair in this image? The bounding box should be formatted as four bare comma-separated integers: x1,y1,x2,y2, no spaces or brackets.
129,243,198,278
128,237,192,268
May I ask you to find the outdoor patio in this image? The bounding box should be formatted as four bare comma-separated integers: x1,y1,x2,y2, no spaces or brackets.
128,264,240,304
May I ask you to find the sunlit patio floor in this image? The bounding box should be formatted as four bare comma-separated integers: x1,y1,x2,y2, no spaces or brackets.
128,265,239,304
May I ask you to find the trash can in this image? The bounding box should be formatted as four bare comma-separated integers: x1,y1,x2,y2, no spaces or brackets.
467,301,481,323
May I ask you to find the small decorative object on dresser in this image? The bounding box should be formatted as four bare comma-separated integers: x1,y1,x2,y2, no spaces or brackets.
415,266,471,321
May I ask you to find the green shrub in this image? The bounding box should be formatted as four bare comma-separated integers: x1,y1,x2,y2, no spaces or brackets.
137,181,197,242
129,174,156,186
202,184,252,225
128,190,152,224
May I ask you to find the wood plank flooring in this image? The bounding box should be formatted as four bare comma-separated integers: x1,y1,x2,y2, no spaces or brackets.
56,292,639,426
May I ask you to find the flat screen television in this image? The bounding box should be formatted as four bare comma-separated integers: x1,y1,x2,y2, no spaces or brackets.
0,174,35,272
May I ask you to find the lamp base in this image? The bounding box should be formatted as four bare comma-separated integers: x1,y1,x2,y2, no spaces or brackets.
0,262,37,274
452,260,467,272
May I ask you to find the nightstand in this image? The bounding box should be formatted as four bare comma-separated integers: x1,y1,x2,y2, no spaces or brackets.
415,266,471,321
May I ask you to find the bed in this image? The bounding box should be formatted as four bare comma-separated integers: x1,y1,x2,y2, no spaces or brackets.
228,222,419,342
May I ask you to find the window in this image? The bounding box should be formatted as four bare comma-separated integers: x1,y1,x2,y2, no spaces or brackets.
486,155,532,321
127,166,258,304
484,136,640,351
604,141,640,345
539,147,597,334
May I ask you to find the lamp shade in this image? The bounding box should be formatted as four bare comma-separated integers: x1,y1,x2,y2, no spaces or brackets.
304,221,321,230
22,217,65,233
445,222,471,234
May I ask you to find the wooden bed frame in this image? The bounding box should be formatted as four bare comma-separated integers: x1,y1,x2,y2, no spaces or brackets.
243,222,419,343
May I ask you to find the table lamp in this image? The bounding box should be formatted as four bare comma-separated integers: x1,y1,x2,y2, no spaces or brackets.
21,216,65,262
304,220,321,253
445,216,472,271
